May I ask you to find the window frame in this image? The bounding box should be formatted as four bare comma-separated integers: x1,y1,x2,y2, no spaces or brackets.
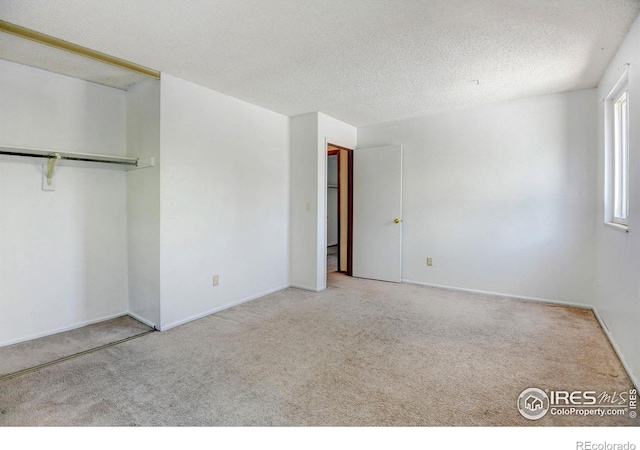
605,69,630,231
613,89,629,225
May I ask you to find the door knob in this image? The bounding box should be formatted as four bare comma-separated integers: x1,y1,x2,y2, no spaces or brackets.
394,218,401,224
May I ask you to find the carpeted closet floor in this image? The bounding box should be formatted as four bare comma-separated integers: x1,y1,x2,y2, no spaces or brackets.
0,269,636,426
0,316,152,378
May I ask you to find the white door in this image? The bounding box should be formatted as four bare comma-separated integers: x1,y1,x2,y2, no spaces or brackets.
352,145,402,282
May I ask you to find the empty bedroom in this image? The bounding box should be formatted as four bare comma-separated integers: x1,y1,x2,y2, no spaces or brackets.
0,0,639,445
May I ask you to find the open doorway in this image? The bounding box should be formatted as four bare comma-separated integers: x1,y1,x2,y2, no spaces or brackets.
327,143,353,276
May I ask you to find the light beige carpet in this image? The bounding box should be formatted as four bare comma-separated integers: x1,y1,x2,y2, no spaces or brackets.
0,272,637,426
327,253,338,273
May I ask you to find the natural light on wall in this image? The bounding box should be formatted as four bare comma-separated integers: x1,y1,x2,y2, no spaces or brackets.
605,67,630,229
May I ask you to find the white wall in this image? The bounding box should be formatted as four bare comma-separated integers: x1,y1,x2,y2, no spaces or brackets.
0,60,129,345
126,79,161,328
595,15,640,386
159,73,290,330
358,89,597,306
290,113,320,290
290,112,357,291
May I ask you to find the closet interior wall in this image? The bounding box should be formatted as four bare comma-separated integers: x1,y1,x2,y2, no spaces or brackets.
0,59,130,345
327,154,338,248
126,79,161,328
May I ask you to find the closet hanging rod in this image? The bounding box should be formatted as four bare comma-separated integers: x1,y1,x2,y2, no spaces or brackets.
0,145,139,167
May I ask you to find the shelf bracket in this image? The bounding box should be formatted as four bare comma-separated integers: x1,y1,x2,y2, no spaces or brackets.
46,153,61,186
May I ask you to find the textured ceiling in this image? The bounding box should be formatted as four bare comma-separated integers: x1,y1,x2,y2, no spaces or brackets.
1,0,639,126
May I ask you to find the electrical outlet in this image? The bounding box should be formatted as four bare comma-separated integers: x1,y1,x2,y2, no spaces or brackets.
212,275,219,286
426,257,433,266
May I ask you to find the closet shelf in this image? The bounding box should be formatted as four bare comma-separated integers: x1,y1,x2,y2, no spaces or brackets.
0,145,153,169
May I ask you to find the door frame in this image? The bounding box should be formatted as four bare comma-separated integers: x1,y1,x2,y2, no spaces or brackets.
327,143,353,277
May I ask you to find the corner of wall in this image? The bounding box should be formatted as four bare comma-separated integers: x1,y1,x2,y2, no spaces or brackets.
593,12,640,390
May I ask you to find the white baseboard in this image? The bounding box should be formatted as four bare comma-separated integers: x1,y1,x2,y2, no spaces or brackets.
289,284,322,292
401,279,592,309
0,311,129,348
592,308,639,391
159,284,290,331
126,311,157,330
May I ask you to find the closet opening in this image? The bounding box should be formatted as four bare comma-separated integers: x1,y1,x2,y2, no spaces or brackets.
327,143,353,276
